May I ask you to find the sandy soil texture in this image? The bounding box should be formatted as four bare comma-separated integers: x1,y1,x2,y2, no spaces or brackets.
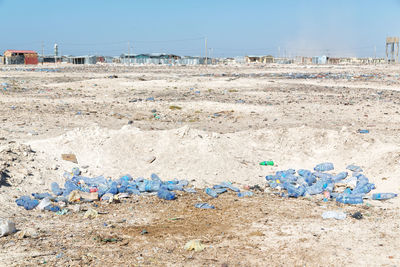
0,63,399,266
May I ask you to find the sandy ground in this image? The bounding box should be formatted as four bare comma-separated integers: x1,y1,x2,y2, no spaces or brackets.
0,63,399,266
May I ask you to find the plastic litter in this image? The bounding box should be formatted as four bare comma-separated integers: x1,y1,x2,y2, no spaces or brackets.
15,196,39,210
265,162,384,205
184,240,205,252
195,203,215,209
61,153,78,163
237,191,254,197
205,188,218,198
314,162,334,172
157,189,175,200
83,209,98,219
37,197,52,210
0,219,16,237
259,161,274,166
322,211,346,220
351,211,363,220
372,193,397,200
56,209,69,215
346,164,363,172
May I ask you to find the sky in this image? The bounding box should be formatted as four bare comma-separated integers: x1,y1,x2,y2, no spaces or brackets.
0,0,399,58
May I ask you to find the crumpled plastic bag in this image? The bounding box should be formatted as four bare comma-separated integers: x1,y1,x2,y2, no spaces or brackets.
83,208,98,219
184,240,205,252
0,219,16,237
37,197,52,210
68,190,81,202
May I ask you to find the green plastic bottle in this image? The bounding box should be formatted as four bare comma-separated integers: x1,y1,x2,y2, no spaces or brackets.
259,161,274,166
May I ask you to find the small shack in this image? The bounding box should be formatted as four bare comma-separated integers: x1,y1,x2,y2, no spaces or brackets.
4,50,39,65
68,55,97,64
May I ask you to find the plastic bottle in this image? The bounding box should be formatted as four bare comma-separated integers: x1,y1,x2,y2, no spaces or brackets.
346,164,363,172
305,180,326,195
184,188,197,193
51,182,63,196
126,185,141,195
214,188,227,194
63,180,80,196
117,175,132,185
138,180,161,192
44,205,61,212
165,183,183,191
106,181,118,195
237,191,254,197
265,175,278,181
32,192,52,200
151,173,162,182
205,188,218,198
314,162,334,172
15,196,39,210
336,194,363,204
72,167,81,176
372,193,397,200
157,189,175,200
322,211,346,220
332,172,348,183
283,183,305,197
259,161,274,166
214,182,240,192
353,183,375,194
195,203,215,209
313,172,333,180
178,180,189,187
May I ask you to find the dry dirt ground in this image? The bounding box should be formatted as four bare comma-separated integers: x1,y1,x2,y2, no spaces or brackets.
0,63,400,266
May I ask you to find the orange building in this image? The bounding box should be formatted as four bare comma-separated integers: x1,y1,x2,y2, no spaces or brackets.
4,50,39,65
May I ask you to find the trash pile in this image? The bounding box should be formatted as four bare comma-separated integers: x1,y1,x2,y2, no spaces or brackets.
199,72,387,81
15,167,254,212
265,162,397,204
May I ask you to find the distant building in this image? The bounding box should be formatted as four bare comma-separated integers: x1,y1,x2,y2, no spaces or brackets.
68,55,97,64
312,55,327,64
245,55,274,63
121,53,181,65
4,50,38,65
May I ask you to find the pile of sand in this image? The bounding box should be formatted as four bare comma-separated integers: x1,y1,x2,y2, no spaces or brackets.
23,125,399,202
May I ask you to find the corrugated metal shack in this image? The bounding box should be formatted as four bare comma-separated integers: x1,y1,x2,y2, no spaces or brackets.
4,50,39,65
121,53,180,65
312,55,327,64
245,55,274,63
68,55,97,64
178,56,211,65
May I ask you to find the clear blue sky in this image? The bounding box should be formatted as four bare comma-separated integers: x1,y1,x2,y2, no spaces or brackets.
0,0,399,57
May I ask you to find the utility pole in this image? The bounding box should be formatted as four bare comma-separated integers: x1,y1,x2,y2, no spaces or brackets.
41,41,44,65
205,37,208,66
128,41,131,66
374,45,376,59
278,46,281,58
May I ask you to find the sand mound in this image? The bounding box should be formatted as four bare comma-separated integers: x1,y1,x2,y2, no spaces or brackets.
0,143,37,187
25,125,400,199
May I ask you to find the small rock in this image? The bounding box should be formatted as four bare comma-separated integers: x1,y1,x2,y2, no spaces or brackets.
351,211,363,220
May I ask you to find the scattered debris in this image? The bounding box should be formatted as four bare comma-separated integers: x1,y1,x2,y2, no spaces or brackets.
184,240,205,252
61,153,78,164
322,211,346,220
83,208,98,219
351,211,363,220
0,219,16,237
195,203,215,209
